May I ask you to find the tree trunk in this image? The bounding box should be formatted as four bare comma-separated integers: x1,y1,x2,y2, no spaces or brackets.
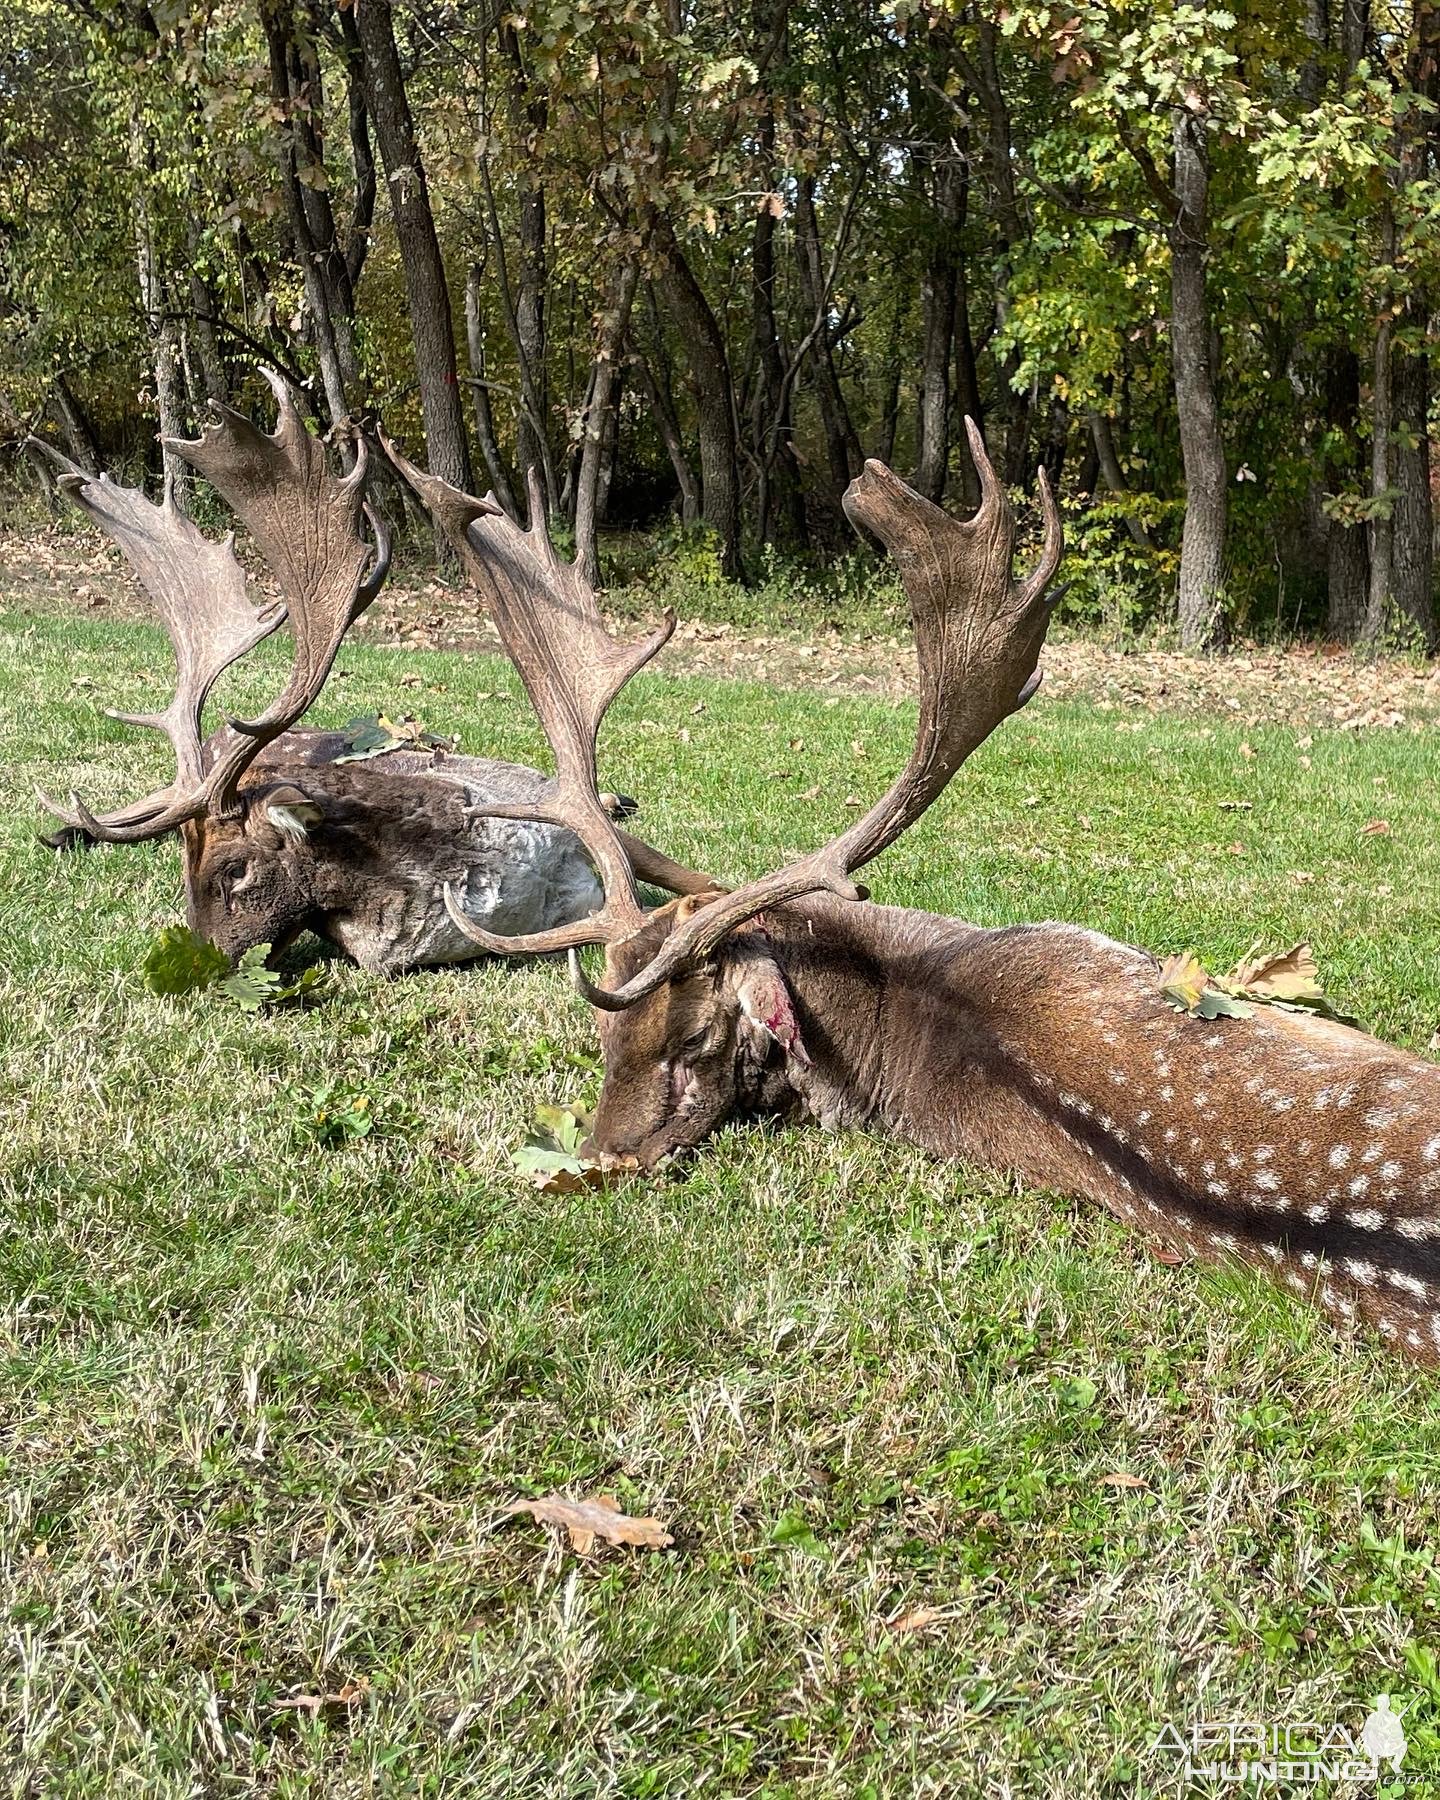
50,374,103,472
356,0,472,493
465,263,518,517
1169,111,1226,649
1089,410,1154,547
914,142,962,503
131,118,189,507
631,334,700,527
575,258,640,587
1364,299,1395,646
792,172,862,504
1387,335,1436,646
1324,347,1369,639
655,221,744,579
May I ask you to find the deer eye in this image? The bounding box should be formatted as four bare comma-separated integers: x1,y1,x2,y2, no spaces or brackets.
218,858,256,910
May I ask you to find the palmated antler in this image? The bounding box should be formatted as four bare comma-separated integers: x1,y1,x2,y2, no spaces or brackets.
384,421,1060,1006
381,442,677,953
36,369,389,842
571,420,1063,1007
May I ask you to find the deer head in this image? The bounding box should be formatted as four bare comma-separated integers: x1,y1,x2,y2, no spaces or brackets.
389,422,1062,1166
35,370,390,958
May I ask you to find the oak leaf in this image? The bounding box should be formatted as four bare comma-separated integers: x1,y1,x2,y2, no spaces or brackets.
505,1492,673,1554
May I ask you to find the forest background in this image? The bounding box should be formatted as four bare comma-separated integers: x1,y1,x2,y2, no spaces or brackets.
4,0,1438,652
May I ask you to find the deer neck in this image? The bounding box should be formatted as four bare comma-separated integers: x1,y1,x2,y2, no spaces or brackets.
762,896,1001,1149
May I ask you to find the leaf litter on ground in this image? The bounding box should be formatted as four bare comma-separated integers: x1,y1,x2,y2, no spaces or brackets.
504,1493,673,1554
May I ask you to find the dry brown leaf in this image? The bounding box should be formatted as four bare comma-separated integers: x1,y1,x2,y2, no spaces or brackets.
505,1492,673,1554
884,1605,946,1634
274,1677,370,1717
1226,940,1321,1002
1361,818,1391,836
1098,1471,1149,1490
1151,1244,1187,1266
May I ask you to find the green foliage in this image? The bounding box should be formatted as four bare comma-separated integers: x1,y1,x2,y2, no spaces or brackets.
141,925,329,1013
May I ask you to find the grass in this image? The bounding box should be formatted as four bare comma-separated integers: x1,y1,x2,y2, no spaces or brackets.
4,604,1440,1797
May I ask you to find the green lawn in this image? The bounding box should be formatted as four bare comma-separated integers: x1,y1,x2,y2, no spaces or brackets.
3,606,1440,1797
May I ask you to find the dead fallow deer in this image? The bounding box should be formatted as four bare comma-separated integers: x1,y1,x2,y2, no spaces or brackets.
402,420,1440,1366
35,373,712,974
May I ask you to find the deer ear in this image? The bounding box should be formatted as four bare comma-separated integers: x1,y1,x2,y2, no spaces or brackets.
732,957,811,1067
261,784,324,842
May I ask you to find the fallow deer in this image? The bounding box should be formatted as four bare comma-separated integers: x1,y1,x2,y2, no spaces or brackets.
401,422,1440,1366
35,373,711,974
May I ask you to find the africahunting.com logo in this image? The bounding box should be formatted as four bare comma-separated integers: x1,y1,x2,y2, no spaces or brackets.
1150,1695,1408,1786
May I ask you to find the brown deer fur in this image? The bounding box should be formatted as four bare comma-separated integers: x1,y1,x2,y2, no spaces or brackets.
591,894,1440,1362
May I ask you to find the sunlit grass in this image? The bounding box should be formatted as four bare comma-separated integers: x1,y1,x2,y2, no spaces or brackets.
3,607,1440,1795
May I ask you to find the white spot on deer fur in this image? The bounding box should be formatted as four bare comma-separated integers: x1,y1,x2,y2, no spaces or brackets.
1347,1209,1385,1230
1407,1329,1424,1349
1203,1160,1216,1177
1263,1243,1283,1262
1336,1086,1356,1108
1385,1270,1429,1300
1272,1096,1296,1113
1193,1092,1211,1109
1207,1182,1229,1199
1226,1153,1242,1171
1423,1134,1440,1163
1286,1272,1306,1291
1329,1145,1351,1170
1300,1252,1319,1270
1314,1090,1332,1111
1366,1108,1398,1130
1298,1139,1313,1156
1380,1318,1398,1338
1109,1069,1128,1086
1254,1170,1280,1192
1381,1161,1403,1183
1348,1176,1371,1198
1160,1086,1174,1102
1343,1259,1377,1286
1304,1205,1329,1224
1138,1110,1152,1125
1164,1128,1177,1143
1102,1031,1118,1046
1361,1143,1383,1164
1397,1218,1440,1241
1254,1145,1274,1162
1208,1232,1238,1251
1205,1033,1223,1048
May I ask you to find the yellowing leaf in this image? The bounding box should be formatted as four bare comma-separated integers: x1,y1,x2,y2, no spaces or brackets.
505,1493,673,1554
1159,950,1209,1013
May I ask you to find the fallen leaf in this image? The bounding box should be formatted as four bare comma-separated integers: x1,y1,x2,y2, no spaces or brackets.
1226,940,1321,1002
1361,818,1391,836
1098,1471,1149,1490
274,1677,370,1717
505,1492,673,1554
884,1605,946,1634
1151,1244,1187,1266
1158,950,1209,1014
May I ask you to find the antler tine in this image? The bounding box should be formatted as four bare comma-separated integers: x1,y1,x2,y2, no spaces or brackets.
384,435,677,954
162,367,388,807
578,418,1064,1008
28,439,284,842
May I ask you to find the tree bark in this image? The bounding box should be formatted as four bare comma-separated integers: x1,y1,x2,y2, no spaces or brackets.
655,220,744,579
130,117,190,507
50,374,103,472
914,131,963,503
465,263,519,518
1387,335,1436,646
1364,295,1395,646
631,328,700,527
1324,347,1369,639
792,172,863,505
575,258,640,587
1169,111,1226,649
356,0,472,493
